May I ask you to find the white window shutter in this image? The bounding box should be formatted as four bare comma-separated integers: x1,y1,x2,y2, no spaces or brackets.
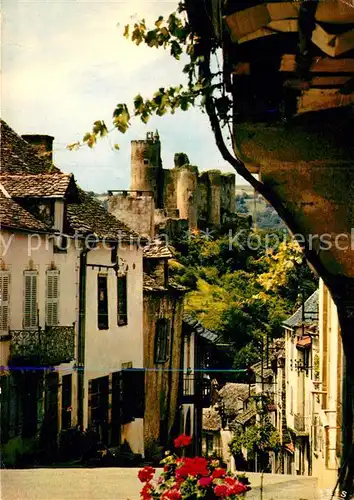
0,272,10,333
46,270,59,326
24,271,38,329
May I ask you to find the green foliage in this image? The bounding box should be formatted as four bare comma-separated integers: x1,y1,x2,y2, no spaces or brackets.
170,223,317,375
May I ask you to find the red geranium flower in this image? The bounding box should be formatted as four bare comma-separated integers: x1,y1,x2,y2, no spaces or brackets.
162,489,182,500
140,482,153,500
211,468,227,479
214,484,229,498
138,466,156,483
174,434,192,448
176,457,209,478
228,480,248,495
198,476,213,488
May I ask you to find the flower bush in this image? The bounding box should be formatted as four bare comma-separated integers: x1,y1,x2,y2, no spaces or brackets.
138,436,251,499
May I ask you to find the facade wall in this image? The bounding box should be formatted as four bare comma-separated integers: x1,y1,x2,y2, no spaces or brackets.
83,243,144,455
143,291,184,457
312,280,343,489
0,229,78,465
108,193,154,238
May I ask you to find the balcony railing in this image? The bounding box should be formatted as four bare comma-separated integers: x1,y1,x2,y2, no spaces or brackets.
294,413,308,434
181,375,211,407
10,324,75,366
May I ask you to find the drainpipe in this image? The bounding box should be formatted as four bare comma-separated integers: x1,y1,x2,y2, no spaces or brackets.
77,249,89,429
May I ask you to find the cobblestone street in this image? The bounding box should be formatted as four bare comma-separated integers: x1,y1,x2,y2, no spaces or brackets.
1,468,323,500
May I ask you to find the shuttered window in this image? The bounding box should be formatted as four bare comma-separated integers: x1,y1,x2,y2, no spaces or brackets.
98,275,109,330
46,270,59,326
155,319,170,364
0,271,10,334
117,274,128,326
23,271,38,329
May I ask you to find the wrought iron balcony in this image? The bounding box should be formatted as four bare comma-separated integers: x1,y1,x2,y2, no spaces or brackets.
10,324,75,366
294,413,309,434
181,375,211,408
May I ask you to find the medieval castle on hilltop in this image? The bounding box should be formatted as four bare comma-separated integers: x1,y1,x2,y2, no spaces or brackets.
107,131,236,237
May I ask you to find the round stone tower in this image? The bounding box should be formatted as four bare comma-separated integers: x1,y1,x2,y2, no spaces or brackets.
206,170,221,226
131,131,163,207
176,165,199,231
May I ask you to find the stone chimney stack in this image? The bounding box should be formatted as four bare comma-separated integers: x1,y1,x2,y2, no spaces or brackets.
22,134,54,163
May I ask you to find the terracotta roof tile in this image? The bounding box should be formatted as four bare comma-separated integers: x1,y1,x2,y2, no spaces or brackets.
0,173,74,198
296,335,312,349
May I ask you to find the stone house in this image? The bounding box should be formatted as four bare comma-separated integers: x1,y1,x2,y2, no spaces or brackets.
0,120,145,463
142,241,187,459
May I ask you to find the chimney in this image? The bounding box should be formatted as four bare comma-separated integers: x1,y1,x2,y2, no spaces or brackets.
22,134,54,163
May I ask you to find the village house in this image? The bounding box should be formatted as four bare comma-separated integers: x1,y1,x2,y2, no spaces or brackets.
311,279,343,489
180,314,219,455
142,241,187,459
283,290,319,477
0,120,146,464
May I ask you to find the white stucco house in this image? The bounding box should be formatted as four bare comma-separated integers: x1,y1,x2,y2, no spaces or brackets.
0,120,145,464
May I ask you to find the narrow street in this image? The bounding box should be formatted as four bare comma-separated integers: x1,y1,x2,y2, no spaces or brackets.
1,469,321,500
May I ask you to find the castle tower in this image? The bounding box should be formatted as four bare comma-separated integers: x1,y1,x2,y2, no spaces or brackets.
176,166,198,231
205,170,221,226
220,173,236,214
131,131,163,207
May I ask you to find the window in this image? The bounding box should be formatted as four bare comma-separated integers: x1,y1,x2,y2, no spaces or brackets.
155,318,170,364
0,271,10,335
97,275,109,330
61,374,72,430
23,271,38,329
117,274,128,326
143,159,149,165
46,270,59,326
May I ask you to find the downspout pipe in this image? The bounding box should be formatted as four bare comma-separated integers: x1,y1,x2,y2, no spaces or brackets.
77,248,89,429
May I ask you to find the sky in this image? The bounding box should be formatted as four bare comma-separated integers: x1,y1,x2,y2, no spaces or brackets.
2,0,246,192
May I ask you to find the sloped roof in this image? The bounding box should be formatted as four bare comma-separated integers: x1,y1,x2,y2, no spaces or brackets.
1,120,139,242
283,290,319,328
143,272,187,293
250,361,273,379
203,407,221,432
0,173,75,198
143,240,173,259
0,119,60,174
183,313,219,343
67,189,139,241
218,383,250,418
0,191,51,232
296,335,312,349
233,406,257,426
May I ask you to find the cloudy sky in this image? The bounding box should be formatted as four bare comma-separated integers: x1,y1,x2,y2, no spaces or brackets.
2,0,245,192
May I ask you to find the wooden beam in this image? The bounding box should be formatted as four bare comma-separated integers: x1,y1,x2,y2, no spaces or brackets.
297,88,354,114
280,54,354,73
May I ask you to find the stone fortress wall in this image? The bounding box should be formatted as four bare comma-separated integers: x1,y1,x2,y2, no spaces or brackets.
107,131,236,237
